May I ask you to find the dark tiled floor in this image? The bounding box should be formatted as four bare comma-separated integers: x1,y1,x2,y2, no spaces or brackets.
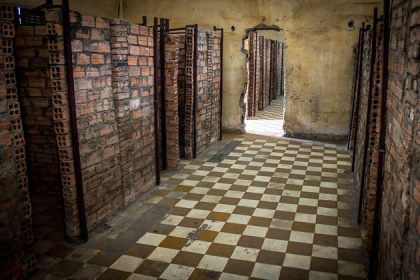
30,134,367,279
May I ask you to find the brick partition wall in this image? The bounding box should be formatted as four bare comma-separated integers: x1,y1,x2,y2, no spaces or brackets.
264,38,271,107
353,28,372,229
177,34,186,158
0,5,35,278
212,30,222,142
247,31,257,117
15,23,61,195
353,19,384,252
184,26,195,159
110,19,156,202
165,34,180,169
256,36,265,110
45,8,81,238
378,0,420,278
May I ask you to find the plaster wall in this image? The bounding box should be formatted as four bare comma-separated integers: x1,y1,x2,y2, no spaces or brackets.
124,0,381,137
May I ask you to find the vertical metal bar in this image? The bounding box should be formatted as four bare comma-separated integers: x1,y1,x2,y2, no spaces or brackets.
369,0,390,277
153,17,161,185
352,23,367,171
347,27,364,150
252,33,257,117
62,0,88,242
193,24,198,158
358,8,378,224
160,18,167,169
218,28,223,141
142,16,147,26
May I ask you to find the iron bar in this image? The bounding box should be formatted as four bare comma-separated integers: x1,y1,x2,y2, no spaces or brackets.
153,17,161,185
369,0,391,277
142,16,147,26
214,26,224,141
160,18,167,170
351,23,368,172
193,24,198,158
348,27,364,150
62,0,88,242
358,8,378,224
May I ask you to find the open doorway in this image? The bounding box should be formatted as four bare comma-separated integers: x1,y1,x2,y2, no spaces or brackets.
244,29,286,138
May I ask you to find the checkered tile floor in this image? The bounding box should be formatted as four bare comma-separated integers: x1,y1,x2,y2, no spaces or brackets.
246,98,285,138
32,134,367,280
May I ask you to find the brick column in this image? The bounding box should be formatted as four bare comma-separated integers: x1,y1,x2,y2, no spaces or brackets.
165,34,180,169
0,5,35,277
184,26,195,159
45,8,81,239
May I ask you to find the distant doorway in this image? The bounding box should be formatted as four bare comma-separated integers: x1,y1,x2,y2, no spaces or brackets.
244,29,286,138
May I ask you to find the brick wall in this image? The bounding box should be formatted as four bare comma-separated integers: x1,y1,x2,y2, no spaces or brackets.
246,33,283,117
353,19,384,251
183,26,195,159
258,35,264,111
212,30,222,142
246,32,257,117
195,29,220,154
0,5,35,278
177,34,186,158
15,24,61,195
165,34,180,169
264,38,271,107
378,0,420,278
110,19,156,202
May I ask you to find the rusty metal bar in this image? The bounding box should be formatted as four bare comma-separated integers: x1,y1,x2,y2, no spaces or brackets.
193,24,198,158
348,26,364,150
369,0,390,277
153,17,161,185
351,23,368,172
214,26,224,141
62,0,88,242
160,18,167,169
358,7,378,224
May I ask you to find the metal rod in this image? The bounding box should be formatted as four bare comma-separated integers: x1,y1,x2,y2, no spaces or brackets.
214,26,223,141
160,18,167,170
153,17,161,185
358,8,378,224
62,0,88,242
351,23,367,172
167,27,187,31
193,24,198,158
142,16,147,26
369,0,390,277
347,27,364,150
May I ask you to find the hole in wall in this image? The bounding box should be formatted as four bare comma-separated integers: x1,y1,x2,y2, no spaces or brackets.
347,20,355,30
231,25,235,32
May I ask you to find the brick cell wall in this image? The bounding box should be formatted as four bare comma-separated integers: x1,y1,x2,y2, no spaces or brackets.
378,0,420,278
184,26,195,159
258,36,264,110
264,38,271,107
70,12,123,230
165,34,180,169
196,30,220,154
354,29,372,226
16,24,61,195
212,31,221,142
361,22,384,251
0,5,34,278
45,8,80,238
111,19,156,201
177,35,186,158
247,32,257,117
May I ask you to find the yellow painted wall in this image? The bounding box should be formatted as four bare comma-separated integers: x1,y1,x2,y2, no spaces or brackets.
2,0,119,18
124,0,381,136
7,0,382,136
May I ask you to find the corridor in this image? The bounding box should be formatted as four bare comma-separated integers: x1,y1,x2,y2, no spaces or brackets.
246,98,286,138
33,134,366,280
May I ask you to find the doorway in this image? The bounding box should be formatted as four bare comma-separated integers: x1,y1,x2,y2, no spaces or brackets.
244,29,286,138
